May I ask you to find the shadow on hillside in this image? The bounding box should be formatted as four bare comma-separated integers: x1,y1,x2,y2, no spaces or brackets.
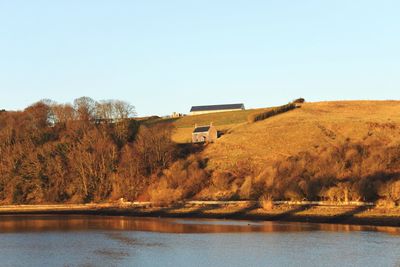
225,203,259,218
326,205,374,224
155,203,262,219
177,203,261,219
269,205,316,221
189,204,223,215
176,143,206,159
148,203,222,218
149,204,184,216
217,130,227,138
143,117,178,126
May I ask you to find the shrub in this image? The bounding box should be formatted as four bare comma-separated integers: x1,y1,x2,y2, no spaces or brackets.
292,98,305,104
238,176,253,199
375,199,397,208
284,187,304,201
211,171,233,191
148,179,183,206
147,156,209,204
259,194,274,210
377,180,400,204
248,103,297,123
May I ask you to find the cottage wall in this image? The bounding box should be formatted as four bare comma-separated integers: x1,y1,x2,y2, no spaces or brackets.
208,126,218,142
192,133,208,143
192,125,218,143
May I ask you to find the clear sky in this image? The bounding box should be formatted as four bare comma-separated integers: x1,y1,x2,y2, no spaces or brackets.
0,0,399,116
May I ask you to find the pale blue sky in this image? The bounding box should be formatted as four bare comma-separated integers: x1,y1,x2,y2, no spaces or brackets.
0,1,399,116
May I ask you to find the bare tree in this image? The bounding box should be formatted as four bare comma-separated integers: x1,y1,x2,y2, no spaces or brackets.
73,97,97,122
113,100,136,120
51,104,76,124
96,100,136,122
134,123,176,175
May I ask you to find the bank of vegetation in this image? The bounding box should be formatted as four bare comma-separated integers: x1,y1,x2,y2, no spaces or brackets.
0,97,178,204
1,99,400,209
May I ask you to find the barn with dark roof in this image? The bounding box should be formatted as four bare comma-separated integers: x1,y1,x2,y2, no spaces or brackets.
190,104,245,115
192,123,218,143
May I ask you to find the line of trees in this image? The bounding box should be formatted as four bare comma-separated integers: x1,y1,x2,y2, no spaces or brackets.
0,97,176,204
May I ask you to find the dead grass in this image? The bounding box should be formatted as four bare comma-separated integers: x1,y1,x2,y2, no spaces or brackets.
174,108,269,128
166,108,271,143
203,101,400,170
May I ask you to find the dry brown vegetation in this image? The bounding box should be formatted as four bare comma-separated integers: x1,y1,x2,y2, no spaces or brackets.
2,100,400,207
199,101,400,205
146,155,208,205
259,194,274,210
0,98,177,204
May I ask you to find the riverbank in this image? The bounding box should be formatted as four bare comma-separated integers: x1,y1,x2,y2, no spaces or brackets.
1,202,400,227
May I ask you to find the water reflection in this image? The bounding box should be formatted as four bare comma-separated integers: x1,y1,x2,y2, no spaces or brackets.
0,215,399,235
1,216,400,267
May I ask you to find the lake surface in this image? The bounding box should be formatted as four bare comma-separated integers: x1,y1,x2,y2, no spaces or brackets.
0,215,399,267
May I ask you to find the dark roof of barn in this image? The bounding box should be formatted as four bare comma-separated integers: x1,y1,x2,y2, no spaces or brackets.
193,126,211,133
190,103,244,112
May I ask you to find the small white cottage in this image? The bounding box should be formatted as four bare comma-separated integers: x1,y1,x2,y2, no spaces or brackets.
192,123,218,143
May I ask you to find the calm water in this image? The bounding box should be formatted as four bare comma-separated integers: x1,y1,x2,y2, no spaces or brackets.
0,215,399,267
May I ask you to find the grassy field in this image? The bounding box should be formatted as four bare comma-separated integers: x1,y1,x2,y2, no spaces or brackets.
202,101,400,170
173,109,265,128
149,100,400,162
156,107,272,143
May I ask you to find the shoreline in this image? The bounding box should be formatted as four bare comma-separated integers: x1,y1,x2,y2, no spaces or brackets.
1,202,400,227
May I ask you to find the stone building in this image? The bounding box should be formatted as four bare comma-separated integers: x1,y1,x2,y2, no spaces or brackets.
192,123,218,143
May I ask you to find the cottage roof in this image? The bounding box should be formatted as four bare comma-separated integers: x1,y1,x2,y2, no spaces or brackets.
190,104,244,112
193,126,211,133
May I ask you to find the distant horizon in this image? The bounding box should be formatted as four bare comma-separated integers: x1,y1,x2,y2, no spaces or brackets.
2,96,400,117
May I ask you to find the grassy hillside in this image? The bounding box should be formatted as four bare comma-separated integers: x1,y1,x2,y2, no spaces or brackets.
131,101,400,205
203,101,400,170
143,100,399,204
161,108,271,143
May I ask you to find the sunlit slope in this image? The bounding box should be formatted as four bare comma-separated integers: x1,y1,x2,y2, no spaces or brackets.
203,101,400,170
171,108,270,143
